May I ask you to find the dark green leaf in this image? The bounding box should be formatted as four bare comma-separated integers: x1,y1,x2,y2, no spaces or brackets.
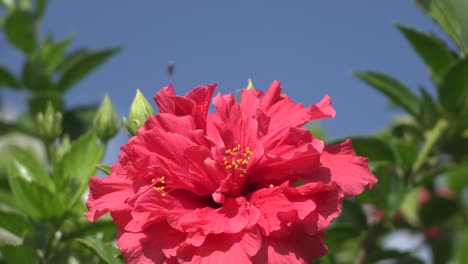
438,56,468,120
21,57,53,91
62,105,98,140
362,163,405,212
336,199,368,230
418,88,440,129
4,11,36,54
0,66,20,89
76,237,123,264
392,139,418,172
353,71,420,116
0,244,38,264
56,47,122,92
396,23,455,84
420,196,459,226
35,0,48,19
446,164,468,192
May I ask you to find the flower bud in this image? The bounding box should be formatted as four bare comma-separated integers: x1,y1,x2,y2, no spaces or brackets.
246,78,254,90
123,89,154,136
93,94,119,142
36,101,62,142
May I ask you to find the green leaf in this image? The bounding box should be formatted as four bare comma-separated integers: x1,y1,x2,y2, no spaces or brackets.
76,237,123,264
418,88,440,129
362,163,405,212
56,47,122,92
35,0,47,19
62,105,98,140
10,146,55,191
0,245,38,264
62,218,115,241
0,65,20,89
438,56,468,120
353,71,420,117
8,164,64,221
57,132,104,208
40,35,74,74
0,208,30,238
3,10,36,54
420,196,459,226
455,228,468,264
392,139,418,172
96,164,111,175
21,57,53,91
416,0,468,53
395,23,455,85
446,164,468,192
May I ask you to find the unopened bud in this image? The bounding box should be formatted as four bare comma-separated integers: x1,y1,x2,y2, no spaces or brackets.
246,78,254,90
123,89,154,136
36,101,62,141
93,94,119,142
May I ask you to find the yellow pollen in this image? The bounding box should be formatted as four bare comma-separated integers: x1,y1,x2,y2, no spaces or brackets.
151,177,167,197
151,178,156,183
161,192,166,197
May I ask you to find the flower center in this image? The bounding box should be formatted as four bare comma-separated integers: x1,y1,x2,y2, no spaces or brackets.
223,144,252,194
151,176,167,197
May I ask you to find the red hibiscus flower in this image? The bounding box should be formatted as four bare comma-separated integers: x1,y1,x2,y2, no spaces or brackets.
86,81,377,263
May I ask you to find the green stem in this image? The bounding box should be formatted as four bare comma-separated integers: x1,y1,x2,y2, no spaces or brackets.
412,119,448,174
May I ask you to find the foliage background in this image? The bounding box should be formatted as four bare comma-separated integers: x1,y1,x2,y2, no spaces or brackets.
1,0,468,263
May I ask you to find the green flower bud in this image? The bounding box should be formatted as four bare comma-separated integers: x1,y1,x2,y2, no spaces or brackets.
93,94,119,142
246,78,254,90
123,89,155,136
36,101,62,142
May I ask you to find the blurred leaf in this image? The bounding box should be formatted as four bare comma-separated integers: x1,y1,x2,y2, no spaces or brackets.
35,0,47,19
416,0,468,53
96,164,111,175
446,164,468,192
10,146,55,191
353,71,420,116
76,237,123,264
62,105,97,140
0,244,38,264
438,56,468,120
392,139,418,172
395,23,455,84
0,227,22,246
58,132,102,185
418,88,440,129
8,164,64,220
362,163,405,212
368,249,424,263
399,188,421,226
21,57,53,91
40,35,73,74
56,47,122,92
4,10,36,54
0,66,20,89
62,218,115,241
338,199,368,230
0,210,30,238
420,196,459,226
455,228,468,264
307,122,327,141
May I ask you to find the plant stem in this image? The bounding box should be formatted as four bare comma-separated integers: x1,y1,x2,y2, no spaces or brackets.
412,119,448,174
353,222,384,264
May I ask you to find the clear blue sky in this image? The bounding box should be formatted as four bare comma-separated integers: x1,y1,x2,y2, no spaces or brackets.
3,1,446,163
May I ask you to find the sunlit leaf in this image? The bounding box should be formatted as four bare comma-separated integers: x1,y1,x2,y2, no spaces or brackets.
396,23,455,84
76,237,123,264
56,47,122,92
353,71,420,117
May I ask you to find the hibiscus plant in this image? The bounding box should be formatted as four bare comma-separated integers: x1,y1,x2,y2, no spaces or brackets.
1,0,468,263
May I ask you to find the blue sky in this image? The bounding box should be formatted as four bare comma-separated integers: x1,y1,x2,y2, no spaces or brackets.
3,1,445,163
